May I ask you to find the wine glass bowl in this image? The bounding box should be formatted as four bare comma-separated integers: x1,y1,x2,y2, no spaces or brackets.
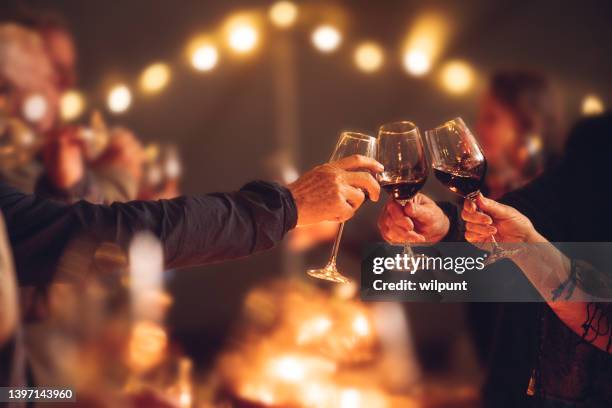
377,121,428,205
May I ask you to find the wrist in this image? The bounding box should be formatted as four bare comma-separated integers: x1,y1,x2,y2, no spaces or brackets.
429,215,450,242
526,228,547,244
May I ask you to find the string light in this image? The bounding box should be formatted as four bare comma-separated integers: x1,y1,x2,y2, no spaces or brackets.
312,25,341,53
140,62,171,93
227,19,259,54
107,84,132,113
269,1,298,28
60,90,85,121
354,42,384,73
582,94,604,115
403,50,430,76
191,44,219,71
440,60,475,94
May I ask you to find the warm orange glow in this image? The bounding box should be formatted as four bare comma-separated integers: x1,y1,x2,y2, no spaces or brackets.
402,12,450,76
440,60,475,94
354,42,384,73
403,50,431,76
127,321,168,372
269,1,298,28
352,313,370,337
140,62,171,93
312,25,342,53
107,84,132,113
225,15,259,54
582,94,604,115
60,90,85,121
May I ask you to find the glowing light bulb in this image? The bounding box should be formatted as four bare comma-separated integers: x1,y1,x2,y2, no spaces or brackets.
312,25,341,53
191,44,218,71
60,90,85,121
440,60,475,94
107,85,132,113
582,94,604,116
228,23,258,53
403,50,431,76
354,42,384,73
269,1,298,28
22,94,47,123
140,62,171,93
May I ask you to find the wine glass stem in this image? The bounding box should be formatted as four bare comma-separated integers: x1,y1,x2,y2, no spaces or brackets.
468,192,502,251
398,198,416,257
326,222,345,268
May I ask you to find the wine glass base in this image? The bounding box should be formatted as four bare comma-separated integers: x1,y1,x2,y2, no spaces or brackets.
307,266,351,284
483,248,520,266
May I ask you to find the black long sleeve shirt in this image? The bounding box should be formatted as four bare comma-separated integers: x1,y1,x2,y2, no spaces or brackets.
0,180,297,286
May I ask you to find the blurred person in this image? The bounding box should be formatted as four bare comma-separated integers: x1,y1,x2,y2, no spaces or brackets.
36,124,145,204
470,69,563,368
0,23,54,192
0,11,143,204
15,10,76,92
477,70,563,199
377,113,612,406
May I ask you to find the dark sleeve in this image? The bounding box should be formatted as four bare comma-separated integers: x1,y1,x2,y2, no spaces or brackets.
35,170,104,204
437,201,464,242
1,180,297,286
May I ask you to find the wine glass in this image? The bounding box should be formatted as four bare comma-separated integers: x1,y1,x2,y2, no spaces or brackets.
425,117,517,264
377,121,428,271
307,131,377,283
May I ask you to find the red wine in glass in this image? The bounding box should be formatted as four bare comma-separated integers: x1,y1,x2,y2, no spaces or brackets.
381,176,427,202
433,161,487,198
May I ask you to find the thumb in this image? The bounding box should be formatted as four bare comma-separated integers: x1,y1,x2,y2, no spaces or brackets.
475,194,512,219
404,200,432,223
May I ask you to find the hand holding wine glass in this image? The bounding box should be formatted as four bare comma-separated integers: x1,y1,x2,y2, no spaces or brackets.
304,132,380,283
462,194,540,245
288,153,382,226
378,193,450,244
425,117,518,264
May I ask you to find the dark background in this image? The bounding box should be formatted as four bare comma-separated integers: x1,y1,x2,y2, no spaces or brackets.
3,0,612,366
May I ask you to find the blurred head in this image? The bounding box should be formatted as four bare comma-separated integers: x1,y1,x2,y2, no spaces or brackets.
0,23,58,132
476,70,563,195
16,11,77,91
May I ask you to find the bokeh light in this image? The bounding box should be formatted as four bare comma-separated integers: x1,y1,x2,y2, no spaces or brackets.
107,84,132,113
440,60,475,94
191,44,219,71
22,93,48,123
312,25,342,53
354,42,384,73
269,1,298,28
140,62,171,93
582,94,604,115
402,12,450,76
227,20,259,54
403,50,431,76
60,90,85,121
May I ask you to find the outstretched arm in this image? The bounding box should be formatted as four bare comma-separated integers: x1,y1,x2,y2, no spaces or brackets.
3,154,383,286
463,195,612,353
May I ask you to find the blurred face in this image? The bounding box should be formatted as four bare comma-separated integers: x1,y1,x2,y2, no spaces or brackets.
476,92,519,165
42,28,76,91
